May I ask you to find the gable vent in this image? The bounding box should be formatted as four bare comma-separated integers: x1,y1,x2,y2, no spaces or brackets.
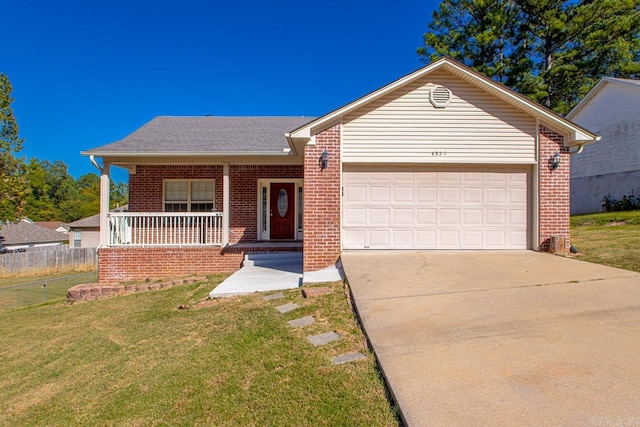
429,85,452,108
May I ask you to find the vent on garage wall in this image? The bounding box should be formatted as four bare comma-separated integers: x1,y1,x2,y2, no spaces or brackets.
429,85,452,108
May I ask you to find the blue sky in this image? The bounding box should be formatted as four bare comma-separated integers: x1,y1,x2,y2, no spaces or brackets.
4,0,439,182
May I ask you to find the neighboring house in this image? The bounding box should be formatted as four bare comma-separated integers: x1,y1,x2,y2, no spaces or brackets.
67,214,100,248
82,57,597,285
35,221,71,234
0,221,69,251
567,77,640,214
67,207,129,248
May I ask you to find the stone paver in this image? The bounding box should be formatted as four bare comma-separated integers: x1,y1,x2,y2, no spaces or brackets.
288,316,315,328
301,287,334,298
276,303,300,313
307,331,340,347
263,292,285,301
332,352,367,365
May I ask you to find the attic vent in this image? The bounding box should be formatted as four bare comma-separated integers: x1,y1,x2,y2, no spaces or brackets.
429,85,452,108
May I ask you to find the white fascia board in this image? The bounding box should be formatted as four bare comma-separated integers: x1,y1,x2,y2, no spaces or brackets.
566,79,608,120
80,151,293,157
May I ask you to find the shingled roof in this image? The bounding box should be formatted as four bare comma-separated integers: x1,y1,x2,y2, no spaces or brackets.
83,116,315,156
0,222,69,246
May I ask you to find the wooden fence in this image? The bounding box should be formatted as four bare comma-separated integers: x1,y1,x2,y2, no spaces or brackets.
0,247,97,278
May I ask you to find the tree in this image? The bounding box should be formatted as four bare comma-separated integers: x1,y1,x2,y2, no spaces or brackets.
418,0,640,114
0,73,29,223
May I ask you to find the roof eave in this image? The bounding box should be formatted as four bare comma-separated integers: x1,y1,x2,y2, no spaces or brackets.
81,150,294,157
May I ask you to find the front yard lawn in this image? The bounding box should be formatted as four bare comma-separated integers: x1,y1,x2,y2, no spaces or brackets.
0,277,397,426
571,210,640,273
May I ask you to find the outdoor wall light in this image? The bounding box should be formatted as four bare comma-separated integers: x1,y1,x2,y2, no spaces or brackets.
551,151,561,170
320,149,329,169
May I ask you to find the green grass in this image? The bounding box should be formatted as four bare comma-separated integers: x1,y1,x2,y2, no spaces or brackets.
571,210,640,273
0,277,398,426
0,271,98,311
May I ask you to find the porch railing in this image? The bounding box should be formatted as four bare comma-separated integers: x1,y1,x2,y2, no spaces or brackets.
107,212,224,247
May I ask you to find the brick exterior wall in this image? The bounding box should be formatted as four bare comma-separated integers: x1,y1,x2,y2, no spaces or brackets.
538,126,570,252
228,165,303,242
99,164,304,284
98,247,244,285
128,164,302,244
303,124,342,272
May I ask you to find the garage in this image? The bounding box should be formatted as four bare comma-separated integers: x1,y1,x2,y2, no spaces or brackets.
342,166,530,250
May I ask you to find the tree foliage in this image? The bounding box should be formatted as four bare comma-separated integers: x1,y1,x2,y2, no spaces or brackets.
418,0,640,114
23,159,128,223
0,73,29,223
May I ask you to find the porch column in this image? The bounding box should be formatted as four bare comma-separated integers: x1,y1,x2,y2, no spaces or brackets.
222,163,230,245
99,163,111,246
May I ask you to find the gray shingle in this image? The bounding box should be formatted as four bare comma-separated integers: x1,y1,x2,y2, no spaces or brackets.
67,214,100,228
83,116,315,155
0,222,69,246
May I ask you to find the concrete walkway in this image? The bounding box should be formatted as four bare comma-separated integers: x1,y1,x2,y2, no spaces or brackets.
209,252,303,297
342,251,640,426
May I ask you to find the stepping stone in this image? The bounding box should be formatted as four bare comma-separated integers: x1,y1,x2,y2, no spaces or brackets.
332,352,367,365
307,331,340,347
276,303,300,313
263,292,285,301
302,287,334,298
288,316,314,328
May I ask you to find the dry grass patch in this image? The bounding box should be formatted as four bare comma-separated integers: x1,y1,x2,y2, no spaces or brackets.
0,277,397,426
571,211,640,273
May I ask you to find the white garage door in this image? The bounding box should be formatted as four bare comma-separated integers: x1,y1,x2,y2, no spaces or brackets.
342,167,529,249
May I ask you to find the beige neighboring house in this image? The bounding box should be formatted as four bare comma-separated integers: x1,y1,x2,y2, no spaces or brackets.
67,214,100,248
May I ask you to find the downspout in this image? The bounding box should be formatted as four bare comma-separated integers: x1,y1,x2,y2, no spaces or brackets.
90,155,103,173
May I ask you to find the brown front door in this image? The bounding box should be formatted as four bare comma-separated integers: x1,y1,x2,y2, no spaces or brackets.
270,182,295,240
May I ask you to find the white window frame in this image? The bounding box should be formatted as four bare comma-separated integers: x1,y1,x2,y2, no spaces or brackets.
73,230,82,248
256,178,303,241
163,179,216,212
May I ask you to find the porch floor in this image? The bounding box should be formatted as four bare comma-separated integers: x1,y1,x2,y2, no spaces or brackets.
209,252,302,298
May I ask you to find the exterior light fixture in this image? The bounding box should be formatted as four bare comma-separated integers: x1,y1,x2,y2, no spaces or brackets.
320,149,329,169
551,151,561,170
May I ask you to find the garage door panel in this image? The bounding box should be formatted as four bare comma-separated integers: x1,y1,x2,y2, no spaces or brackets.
392,230,414,248
369,230,391,247
392,208,414,225
343,168,529,250
393,187,414,203
370,187,390,202
417,187,437,203
417,208,437,224
369,208,390,226
440,209,460,225
343,207,367,227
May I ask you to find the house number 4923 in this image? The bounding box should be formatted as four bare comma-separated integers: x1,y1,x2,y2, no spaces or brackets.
431,151,447,156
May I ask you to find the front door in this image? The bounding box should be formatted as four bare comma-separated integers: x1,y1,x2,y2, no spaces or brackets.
270,182,295,240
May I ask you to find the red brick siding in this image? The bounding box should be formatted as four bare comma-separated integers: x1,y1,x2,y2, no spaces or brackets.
97,244,302,285
97,247,244,285
228,165,303,243
538,126,570,252
303,124,341,272
129,165,224,212
128,164,303,244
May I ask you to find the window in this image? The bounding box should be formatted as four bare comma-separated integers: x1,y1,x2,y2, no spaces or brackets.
73,230,82,248
164,180,215,212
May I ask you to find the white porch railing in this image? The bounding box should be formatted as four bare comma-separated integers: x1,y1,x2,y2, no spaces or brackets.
107,212,224,247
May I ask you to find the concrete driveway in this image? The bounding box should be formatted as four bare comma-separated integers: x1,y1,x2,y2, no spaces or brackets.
341,251,640,426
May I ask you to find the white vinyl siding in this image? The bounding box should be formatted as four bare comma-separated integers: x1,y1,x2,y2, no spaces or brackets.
570,83,640,178
342,166,529,250
342,70,537,164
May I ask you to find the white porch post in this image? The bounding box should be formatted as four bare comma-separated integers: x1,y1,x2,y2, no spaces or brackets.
222,163,230,245
99,163,111,246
